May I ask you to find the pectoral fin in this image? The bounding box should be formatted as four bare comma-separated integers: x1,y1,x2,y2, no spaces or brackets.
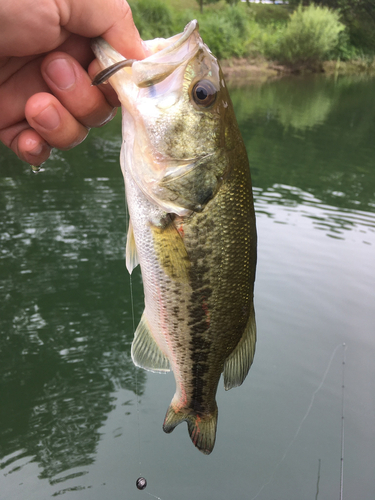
223,304,256,390
150,219,190,283
125,218,139,274
131,313,170,373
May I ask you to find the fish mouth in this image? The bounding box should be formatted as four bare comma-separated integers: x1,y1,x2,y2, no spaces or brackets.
91,21,217,217
91,20,200,87
143,19,199,60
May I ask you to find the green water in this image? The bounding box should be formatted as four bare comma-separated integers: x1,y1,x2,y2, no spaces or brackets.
1,74,374,499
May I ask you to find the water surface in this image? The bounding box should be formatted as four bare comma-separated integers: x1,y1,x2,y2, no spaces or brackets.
1,74,374,499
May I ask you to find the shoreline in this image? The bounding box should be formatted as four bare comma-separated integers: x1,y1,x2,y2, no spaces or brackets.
220,57,375,86
220,57,288,85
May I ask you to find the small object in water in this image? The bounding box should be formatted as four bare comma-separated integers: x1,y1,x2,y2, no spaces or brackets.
136,477,147,490
31,165,41,173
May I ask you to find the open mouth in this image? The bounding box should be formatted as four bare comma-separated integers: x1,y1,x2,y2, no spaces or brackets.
92,20,200,87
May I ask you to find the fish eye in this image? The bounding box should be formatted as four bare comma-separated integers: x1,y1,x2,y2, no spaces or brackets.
192,80,217,108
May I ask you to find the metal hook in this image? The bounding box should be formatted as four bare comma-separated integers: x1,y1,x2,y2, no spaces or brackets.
91,59,136,86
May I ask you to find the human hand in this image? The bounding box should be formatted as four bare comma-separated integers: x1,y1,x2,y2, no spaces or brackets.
0,0,145,166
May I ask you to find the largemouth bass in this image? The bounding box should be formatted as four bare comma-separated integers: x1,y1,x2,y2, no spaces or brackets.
92,20,257,455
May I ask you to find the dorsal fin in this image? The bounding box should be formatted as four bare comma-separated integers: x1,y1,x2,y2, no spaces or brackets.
131,313,170,373
223,303,256,390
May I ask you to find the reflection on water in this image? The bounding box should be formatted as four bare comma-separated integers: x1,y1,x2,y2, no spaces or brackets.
1,74,375,499
232,76,335,130
255,184,375,242
0,168,146,482
232,75,375,213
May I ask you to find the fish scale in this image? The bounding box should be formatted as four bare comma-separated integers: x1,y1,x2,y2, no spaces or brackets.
92,20,257,455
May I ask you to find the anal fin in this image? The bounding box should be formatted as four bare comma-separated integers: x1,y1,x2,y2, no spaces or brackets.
223,303,256,390
131,313,170,373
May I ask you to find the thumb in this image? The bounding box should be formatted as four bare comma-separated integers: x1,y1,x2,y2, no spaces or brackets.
60,0,145,59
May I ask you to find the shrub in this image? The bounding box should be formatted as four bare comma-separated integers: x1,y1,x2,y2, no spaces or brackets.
330,30,360,61
252,4,291,25
198,6,252,59
130,0,175,40
268,4,345,69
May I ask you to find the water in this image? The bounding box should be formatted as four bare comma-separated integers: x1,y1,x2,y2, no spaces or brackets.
1,74,374,499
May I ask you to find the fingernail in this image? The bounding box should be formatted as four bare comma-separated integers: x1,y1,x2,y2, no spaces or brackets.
45,58,76,90
33,105,60,130
24,137,43,156
27,143,43,156
141,41,152,57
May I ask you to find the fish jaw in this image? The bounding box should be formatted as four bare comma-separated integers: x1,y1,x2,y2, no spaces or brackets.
92,20,201,89
91,20,203,127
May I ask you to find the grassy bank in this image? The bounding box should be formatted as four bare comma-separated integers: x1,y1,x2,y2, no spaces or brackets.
129,0,375,76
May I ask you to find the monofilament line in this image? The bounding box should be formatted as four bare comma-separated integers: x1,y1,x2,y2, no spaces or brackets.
128,264,164,499
129,273,143,475
124,176,165,499
124,189,142,476
144,493,163,500
315,458,321,500
340,343,347,500
250,343,343,500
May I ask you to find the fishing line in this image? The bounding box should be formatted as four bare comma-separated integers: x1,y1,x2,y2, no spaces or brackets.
124,184,166,500
130,277,167,500
144,492,163,500
130,278,166,500
339,343,347,500
129,273,143,476
123,188,143,479
315,459,321,500
250,343,344,500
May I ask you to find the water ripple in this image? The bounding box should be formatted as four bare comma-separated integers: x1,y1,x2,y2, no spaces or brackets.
254,184,375,243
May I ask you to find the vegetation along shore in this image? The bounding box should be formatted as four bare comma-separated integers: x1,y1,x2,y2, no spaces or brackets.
128,0,375,82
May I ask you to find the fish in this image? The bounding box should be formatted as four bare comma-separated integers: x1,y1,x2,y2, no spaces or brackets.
91,20,257,455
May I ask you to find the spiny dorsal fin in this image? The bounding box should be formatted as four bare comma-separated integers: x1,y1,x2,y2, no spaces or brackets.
125,218,139,274
150,220,190,283
223,303,256,390
131,313,170,373
163,404,218,455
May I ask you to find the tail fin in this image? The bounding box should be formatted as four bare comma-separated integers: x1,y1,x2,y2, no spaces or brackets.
163,404,218,455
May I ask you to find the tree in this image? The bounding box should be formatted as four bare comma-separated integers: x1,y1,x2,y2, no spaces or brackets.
224,0,241,6
314,0,375,52
196,0,221,14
